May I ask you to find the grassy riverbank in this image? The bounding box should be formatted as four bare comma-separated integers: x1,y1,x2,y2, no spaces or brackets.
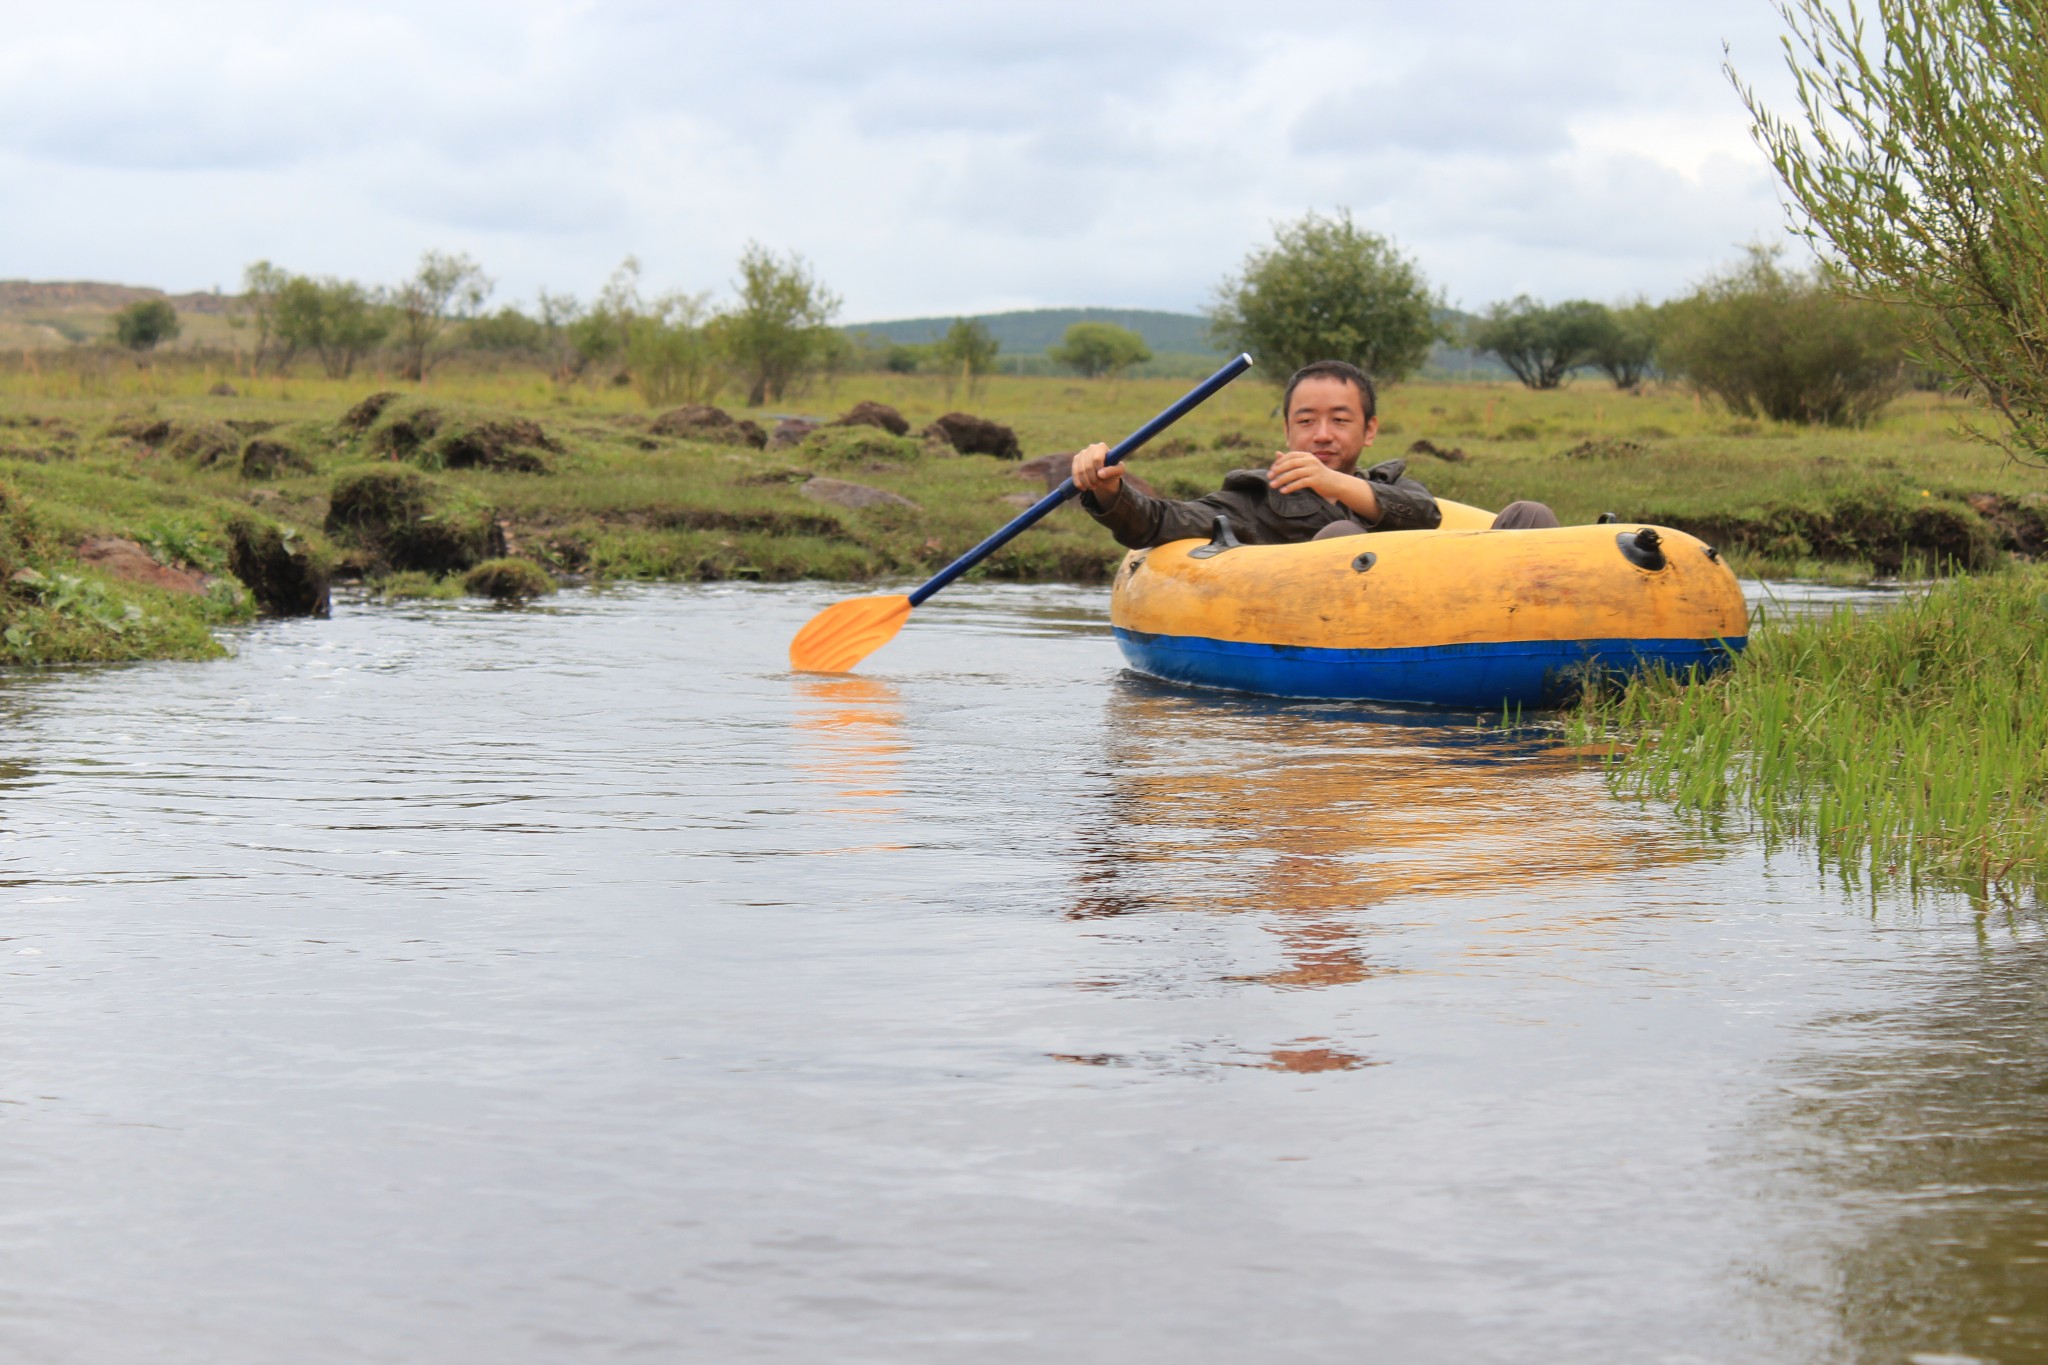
0,359,2040,666
1567,568,2048,898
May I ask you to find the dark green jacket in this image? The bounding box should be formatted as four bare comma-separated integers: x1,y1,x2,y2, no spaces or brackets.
1079,458,1442,549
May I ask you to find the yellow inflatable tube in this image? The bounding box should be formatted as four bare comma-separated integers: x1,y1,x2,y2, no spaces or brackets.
1109,501,1748,707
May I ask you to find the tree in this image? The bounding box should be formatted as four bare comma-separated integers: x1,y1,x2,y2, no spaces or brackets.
1736,0,2048,458
1465,298,1612,389
625,292,723,407
273,276,391,379
1587,300,1660,390
238,260,292,372
1659,245,1905,426
722,243,841,406
1049,321,1152,379
391,250,491,381
113,299,179,352
1209,209,1445,383
934,318,1000,396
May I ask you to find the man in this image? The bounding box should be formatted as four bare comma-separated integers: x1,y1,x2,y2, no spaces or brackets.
1071,359,1556,547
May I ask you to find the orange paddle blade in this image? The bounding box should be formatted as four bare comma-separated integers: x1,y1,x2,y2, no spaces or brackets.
789,594,913,673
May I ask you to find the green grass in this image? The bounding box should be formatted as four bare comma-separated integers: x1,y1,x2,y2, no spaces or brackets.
0,353,2043,666
1565,568,2048,900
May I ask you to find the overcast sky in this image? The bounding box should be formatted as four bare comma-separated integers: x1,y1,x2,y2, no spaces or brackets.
0,1,1806,322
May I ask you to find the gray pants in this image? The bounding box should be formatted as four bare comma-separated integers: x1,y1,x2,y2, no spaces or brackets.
1311,500,1560,539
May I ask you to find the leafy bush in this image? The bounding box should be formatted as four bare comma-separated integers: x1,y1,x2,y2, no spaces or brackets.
1587,301,1660,390
113,299,180,352
1209,209,1445,382
1659,246,1906,426
1738,0,2048,459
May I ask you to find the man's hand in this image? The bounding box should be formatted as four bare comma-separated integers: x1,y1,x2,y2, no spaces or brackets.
1071,442,1122,499
1270,449,1380,523
1268,450,1341,497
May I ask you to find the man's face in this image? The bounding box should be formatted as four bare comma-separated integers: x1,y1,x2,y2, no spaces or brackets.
1284,376,1378,475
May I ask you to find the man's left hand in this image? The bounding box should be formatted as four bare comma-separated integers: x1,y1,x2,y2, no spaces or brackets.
1268,450,1340,497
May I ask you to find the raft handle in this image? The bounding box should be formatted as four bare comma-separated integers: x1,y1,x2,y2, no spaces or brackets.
1617,527,1667,571
1189,515,1243,559
1351,551,1377,573
1703,544,1722,563
1597,512,1619,524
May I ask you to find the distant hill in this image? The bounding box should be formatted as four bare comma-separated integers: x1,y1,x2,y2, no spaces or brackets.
847,304,1513,379
0,280,232,315
846,308,1221,356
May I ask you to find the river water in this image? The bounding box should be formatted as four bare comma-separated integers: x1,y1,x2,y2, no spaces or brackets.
0,583,2040,1364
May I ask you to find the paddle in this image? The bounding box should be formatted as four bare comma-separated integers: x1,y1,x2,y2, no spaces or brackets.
789,352,1255,673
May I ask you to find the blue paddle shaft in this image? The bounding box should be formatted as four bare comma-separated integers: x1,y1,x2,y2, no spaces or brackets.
905,352,1254,607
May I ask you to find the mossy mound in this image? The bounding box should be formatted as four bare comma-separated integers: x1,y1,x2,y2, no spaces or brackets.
341,392,403,432
355,400,560,472
1557,438,1648,461
796,426,923,469
240,437,315,480
325,465,501,574
463,557,556,602
225,516,331,617
166,421,242,467
652,404,767,448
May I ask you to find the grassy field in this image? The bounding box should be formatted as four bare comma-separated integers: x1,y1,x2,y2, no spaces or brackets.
0,354,2040,666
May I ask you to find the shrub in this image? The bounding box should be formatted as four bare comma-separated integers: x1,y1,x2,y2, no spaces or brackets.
1738,0,2048,459
1208,209,1446,383
1658,246,1906,426
1588,301,1660,390
113,299,180,352
463,558,556,602
723,242,842,406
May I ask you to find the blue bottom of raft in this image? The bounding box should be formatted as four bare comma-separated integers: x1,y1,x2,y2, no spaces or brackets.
1114,627,1746,710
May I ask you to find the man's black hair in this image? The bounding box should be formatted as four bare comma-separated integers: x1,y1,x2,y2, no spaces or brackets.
1282,360,1377,422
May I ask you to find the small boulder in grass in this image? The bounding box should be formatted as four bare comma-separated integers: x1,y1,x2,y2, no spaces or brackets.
921,412,1021,460
463,557,556,603
831,400,909,436
801,477,919,511
768,418,817,449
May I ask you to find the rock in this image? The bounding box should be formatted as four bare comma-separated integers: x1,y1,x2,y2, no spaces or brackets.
831,401,910,437
77,536,206,596
921,412,1022,460
769,418,817,449
1408,438,1470,463
999,492,1039,508
208,381,239,397
341,392,403,432
800,477,920,511
463,557,555,603
651,404,765,448
240,438,313,480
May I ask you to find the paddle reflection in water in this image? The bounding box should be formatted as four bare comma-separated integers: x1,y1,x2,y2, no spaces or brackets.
788,675,908,846
1057,678,1731,1074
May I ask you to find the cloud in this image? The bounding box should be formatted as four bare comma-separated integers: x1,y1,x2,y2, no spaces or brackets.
0,0,1805,317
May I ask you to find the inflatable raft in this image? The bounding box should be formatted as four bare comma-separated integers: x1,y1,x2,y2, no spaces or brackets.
1110,500,1748,708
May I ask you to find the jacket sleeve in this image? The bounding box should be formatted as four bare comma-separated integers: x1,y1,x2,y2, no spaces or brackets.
1361,458,1441,532
1078,478,1259,549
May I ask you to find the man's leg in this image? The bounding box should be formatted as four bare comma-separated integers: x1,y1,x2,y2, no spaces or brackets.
1311,521,1369,540
1491,501,1560,530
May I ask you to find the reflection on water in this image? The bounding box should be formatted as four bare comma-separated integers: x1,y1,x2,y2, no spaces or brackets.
0,581,2038,1363
790,675,906,824
1762,912,2048,1361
